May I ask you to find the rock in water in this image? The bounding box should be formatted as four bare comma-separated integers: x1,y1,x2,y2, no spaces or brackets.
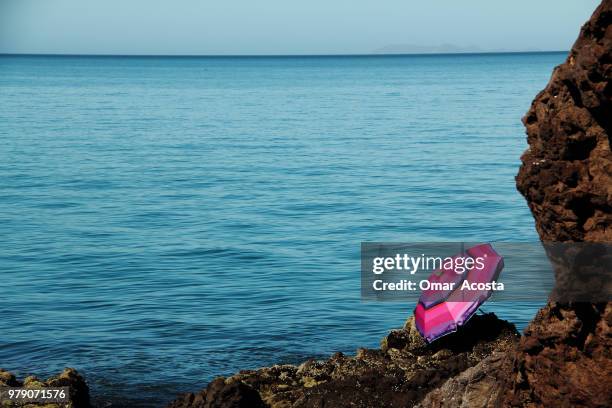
511,1,612,407
167,377,267,408
0,367,90,408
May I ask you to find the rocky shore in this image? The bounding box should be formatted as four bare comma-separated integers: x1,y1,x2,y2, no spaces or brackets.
168,314,518,408
1,1,609,407
508,0,612,405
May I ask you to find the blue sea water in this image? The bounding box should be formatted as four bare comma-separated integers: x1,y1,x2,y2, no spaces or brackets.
0,53,564,406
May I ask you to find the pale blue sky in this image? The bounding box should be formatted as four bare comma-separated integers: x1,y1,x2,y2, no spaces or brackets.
0,0,601,55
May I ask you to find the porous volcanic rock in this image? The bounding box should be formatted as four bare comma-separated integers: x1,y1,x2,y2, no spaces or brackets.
0,367,90,408
506,302,611,407
510,0,612,406
516,0,611,242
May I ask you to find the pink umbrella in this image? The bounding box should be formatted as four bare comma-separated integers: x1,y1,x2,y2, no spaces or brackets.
414,243,504,343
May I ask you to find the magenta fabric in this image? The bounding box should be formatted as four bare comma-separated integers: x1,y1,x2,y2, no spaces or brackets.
419,253,469,309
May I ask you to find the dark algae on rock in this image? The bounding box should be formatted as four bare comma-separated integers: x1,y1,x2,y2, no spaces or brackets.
167,314,518,408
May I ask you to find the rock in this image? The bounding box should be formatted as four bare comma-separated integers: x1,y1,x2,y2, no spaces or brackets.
44,368,91,408
510,1,612,407
416,351,513,408
505,303,612,407
0,367,90,408
0,369,19,387
167,313,519,408
516,0,612,242
167,377,267,408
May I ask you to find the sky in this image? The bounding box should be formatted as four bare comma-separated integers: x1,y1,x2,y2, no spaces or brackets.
0,0,602,55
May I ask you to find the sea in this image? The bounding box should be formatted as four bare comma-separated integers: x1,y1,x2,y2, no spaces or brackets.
0,52,565,407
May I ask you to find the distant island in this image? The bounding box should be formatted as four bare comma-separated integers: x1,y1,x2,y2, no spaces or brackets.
372,43,544,54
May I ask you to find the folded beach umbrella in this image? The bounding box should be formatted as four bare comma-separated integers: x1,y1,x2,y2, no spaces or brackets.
414,243,504,342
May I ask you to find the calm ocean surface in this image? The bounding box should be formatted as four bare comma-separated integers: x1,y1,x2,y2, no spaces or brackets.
0,53,563,406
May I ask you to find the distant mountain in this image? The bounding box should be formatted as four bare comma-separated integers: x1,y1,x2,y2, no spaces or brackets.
372,43,481,54
371,43,544,55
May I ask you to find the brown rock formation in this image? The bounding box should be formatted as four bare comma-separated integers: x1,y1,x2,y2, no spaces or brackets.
510,0,612,406
415,351,513,408
516,0,611,242
506,303,611,407
0,367,90,408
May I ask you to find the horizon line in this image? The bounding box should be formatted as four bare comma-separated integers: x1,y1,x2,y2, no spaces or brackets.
0,50,569,58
